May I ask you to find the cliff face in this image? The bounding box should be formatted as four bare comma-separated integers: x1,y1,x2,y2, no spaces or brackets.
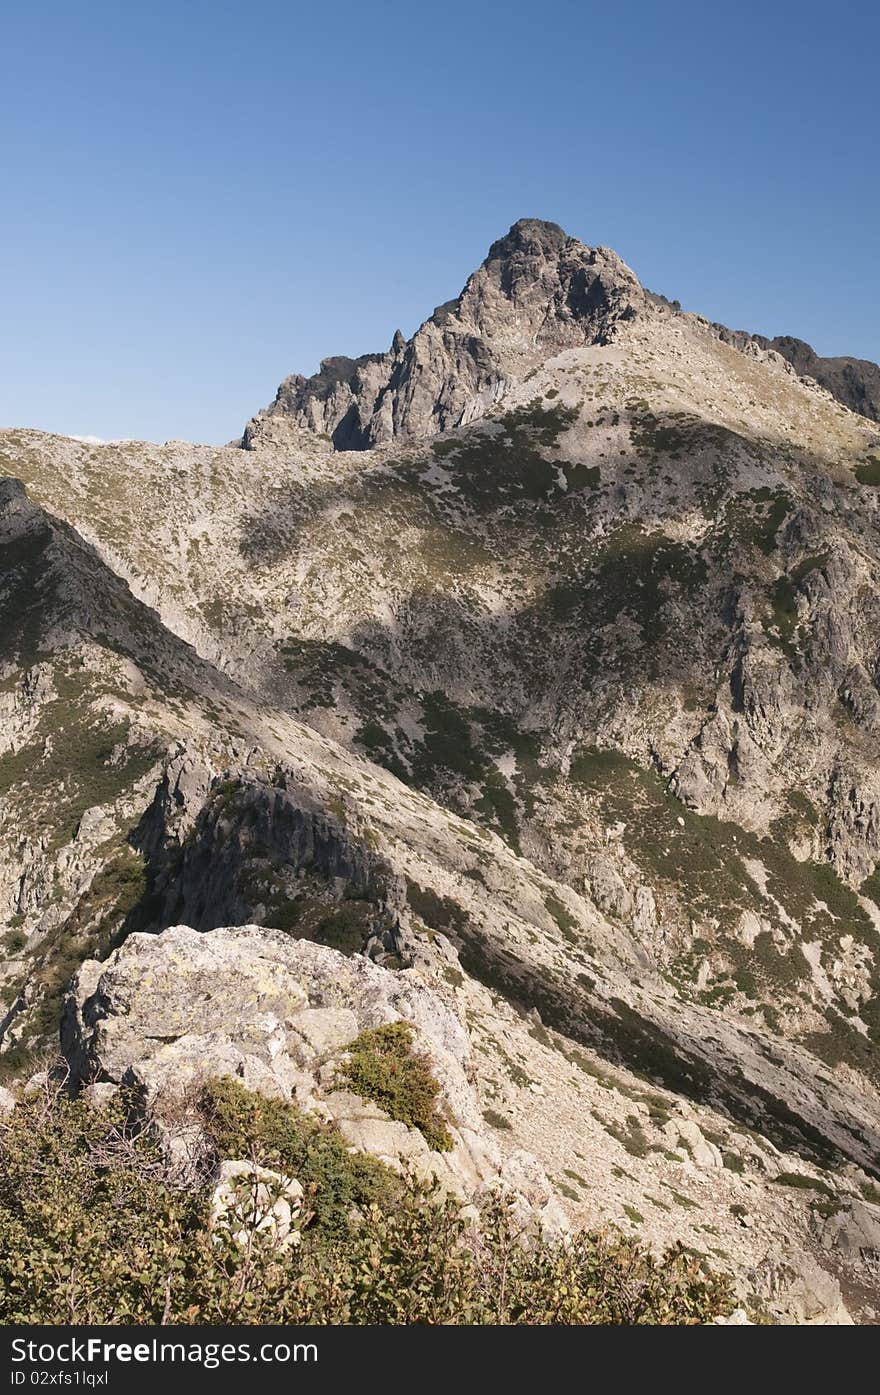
3,221,880,1319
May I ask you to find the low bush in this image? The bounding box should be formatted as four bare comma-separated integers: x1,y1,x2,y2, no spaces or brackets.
339,1021,454,1151
0,1076,735,1325
198,1077,398,1238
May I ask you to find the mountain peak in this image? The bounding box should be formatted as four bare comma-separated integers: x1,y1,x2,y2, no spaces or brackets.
243,220,645,451
486,217,571,261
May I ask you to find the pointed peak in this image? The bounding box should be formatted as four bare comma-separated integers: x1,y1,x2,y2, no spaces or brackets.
243,219,645,452
486,218,571,263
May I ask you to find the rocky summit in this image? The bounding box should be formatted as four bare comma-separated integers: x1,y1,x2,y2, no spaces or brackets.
3,218,880,1322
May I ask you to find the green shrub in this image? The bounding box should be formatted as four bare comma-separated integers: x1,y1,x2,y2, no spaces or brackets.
198,1077,397,1237
855,456,880,486
339,1021,453,1151
483,1107,513,1130
772,1171,836,1199
0,1080,735,1325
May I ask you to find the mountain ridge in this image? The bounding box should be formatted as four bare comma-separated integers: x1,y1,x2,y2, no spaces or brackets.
243,218,880,451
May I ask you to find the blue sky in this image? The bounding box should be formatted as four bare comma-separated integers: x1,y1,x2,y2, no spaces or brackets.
1,0,877,444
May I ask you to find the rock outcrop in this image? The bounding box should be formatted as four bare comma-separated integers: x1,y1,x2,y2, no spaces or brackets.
713,327,880,423
62,923,564,1226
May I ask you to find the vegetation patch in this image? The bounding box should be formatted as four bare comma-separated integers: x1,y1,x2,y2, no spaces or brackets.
544,893,580,944
339,1022,453,1151
280,636,399,718
0,672,158,853
258,875,375,956
482,1108,513,1130
543,526,709,656
569,743,877,1028
0,1081,735,1324
431,399,579,509
772,1171,836,1199
605,1113,652,1159
405,881,467,937
717,488,792,558
200,1077,397,1237
855,456,880,486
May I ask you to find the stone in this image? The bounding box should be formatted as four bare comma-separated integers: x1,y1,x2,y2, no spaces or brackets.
583,855,633,920
713,1308,752,1325
210,1160,304,1250
82,1081,119,1110
22,1070,49,1101
62,924,472,1114
57,923,568,1223
286,1007,360,1062
822,1199,880,1262
751,1249,853,1325
663,1118,723,1169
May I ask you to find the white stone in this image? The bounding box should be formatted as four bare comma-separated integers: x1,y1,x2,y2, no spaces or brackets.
209,1160,304,1250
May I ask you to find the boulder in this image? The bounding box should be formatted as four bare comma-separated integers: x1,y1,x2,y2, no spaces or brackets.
62,924,473,1117
663,1117,723,1169
822,1198,880,1262
60,924,559,1217
751,1248,853,1325
210,1160,304,1250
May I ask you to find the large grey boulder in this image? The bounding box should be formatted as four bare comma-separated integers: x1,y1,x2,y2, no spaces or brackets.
61,924,555,1208
63,924,472,1108
822,1198,880,1263
750,1248,854,1325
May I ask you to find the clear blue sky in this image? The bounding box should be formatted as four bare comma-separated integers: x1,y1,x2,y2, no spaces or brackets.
1,0,877,444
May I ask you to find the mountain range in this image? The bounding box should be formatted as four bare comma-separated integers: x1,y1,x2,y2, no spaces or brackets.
3,218,880,1322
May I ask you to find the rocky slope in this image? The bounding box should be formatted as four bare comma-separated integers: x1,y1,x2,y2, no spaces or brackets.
714,329,880,425
2,219,880,1320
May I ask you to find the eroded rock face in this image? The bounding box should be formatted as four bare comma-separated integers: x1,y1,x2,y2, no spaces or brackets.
242,219,647,450
132,757,387,933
